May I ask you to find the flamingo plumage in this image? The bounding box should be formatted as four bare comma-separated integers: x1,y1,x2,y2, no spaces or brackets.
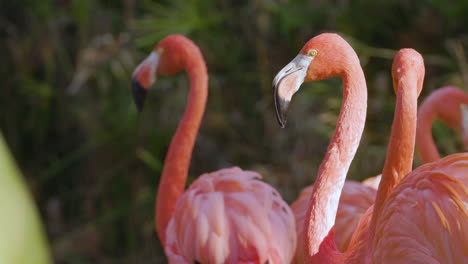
273,33,468,263
291,180,376,254
416,86,468,163
131,35,296,264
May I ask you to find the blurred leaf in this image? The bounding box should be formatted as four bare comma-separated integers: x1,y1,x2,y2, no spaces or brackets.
0,132,51,264
136,148,162,172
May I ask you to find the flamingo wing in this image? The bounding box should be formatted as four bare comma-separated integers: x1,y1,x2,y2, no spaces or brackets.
372,153,468,263
165,167,296,264
291,180,376,262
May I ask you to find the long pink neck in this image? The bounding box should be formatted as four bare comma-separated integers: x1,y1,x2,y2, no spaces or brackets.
416,114,439,162
155,50,208,246
416,87,468,163
305,61,367,263
370,74,417,234
416,96,441,163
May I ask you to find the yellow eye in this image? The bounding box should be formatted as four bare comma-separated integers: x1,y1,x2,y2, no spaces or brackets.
156,48,164,54
308,49,318,57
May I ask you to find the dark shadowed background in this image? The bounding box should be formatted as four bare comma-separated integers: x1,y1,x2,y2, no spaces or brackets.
1,0,467,263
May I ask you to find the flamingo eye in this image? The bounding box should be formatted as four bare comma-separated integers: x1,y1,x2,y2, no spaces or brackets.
156,47,164,54
308,49,318,57
264,260,270,264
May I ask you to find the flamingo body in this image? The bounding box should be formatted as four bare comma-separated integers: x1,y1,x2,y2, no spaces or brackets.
292,180,376,262
372,153,468,263
165,167,296,264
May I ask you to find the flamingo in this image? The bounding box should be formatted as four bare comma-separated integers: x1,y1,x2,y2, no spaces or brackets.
416,86,468,163
273,33,468,263
277,33,379,257
131,34,296,264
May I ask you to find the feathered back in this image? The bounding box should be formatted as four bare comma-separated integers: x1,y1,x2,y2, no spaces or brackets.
291,181,376,263
165,167,296,264
372,153,468,263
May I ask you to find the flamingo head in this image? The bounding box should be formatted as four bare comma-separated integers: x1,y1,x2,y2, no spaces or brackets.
391,48,425,97
131,34,196,111
272,33,359,127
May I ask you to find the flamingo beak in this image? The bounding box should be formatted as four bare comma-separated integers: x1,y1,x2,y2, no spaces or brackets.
460,104,468,150
131,51,160,112
272,54,313,127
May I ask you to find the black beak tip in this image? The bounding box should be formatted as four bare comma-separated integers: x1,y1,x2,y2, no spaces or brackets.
279,120,286,128
132,78,148,112
276,109,287,128
274,93,290,128
277,110,288,128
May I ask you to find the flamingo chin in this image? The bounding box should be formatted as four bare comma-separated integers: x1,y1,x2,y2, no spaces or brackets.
164,167,297,264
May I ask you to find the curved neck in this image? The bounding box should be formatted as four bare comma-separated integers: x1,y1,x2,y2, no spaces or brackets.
416,101,440,163
155,51,208,245
370,76,417,234
416,87,468,163
304,62,367,262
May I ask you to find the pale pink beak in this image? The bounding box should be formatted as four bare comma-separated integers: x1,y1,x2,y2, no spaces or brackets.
272,54,313,127
131,51,160,112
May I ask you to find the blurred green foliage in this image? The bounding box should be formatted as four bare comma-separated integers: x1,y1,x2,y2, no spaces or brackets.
1,0,467,262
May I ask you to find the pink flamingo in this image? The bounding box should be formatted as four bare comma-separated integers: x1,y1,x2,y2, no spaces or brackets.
416,86,468,163
131,35,296,264
273,33,468,263
276,33,379,256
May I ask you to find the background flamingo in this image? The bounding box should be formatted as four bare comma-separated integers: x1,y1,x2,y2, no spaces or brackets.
273,33,467,263
131,34,296,263
416,86,468,163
